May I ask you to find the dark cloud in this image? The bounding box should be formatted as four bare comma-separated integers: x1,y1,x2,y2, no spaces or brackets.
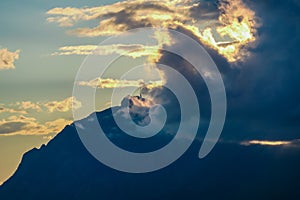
148,0,300,142
215,0,300,140
0,122,26,134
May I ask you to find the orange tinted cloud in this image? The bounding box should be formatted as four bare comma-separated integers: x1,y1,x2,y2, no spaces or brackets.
78,78,163,89
1,97,81,114
241,140,292,146
0,106,27,115
47,0,259,63
0,97,81,115
0,97,82,136
16,101,42,112
0,48,20,70
43,97,82,113
0,115,71,136
52,44,161,59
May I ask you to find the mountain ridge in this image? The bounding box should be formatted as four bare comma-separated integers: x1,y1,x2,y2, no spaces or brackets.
1,106,300,199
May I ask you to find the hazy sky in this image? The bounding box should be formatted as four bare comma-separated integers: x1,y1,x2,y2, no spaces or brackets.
0,0,117,183
0,0,162,183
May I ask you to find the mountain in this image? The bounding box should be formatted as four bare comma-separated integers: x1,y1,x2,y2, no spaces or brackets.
1,104,300,199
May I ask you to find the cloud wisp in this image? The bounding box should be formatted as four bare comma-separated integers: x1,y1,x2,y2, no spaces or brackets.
78,78,163,90
240,139,300,147
0,106,27,115
52,44,166,64
0,97,82,115
52,29,173,63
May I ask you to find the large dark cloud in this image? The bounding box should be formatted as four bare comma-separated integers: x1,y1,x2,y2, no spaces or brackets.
153,0,300,142
221,0,300,140
223,0,300,140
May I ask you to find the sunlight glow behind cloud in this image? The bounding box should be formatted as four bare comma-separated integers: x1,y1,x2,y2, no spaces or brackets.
47,0,259,62
241,140,293,146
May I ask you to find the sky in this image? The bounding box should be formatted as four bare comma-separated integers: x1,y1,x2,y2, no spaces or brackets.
0,0,117,184
1,0,300,185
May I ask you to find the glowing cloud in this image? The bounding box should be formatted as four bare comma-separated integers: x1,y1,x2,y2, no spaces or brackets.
52,44,162,59
47,0,259,62
0,48,20,70
78,78,163,89
241,140,292,146
52,45,97,56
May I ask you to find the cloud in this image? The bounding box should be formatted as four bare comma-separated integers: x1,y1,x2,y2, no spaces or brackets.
117,95,161,128
0,48,20,70
240,139,300,147
16,101,42,112
241,140,292,146
0,121,27,134
0,102,43,115
43,97,82,113
0,115,71,136
52,45,97,55
52,44,162,61
1,97,81,114
78,78,163,89
47,0,259,63
213,0,300,141
0,97,82,136
0,106,27,115
46,0,190,28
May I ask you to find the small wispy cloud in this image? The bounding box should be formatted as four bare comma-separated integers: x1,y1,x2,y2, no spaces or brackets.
0,106,27,115
43,97,82,113
52,44,162,60
78,78,163,89
0,48,20,70
1,97,82,114
16,101,42,112
240,139,300,147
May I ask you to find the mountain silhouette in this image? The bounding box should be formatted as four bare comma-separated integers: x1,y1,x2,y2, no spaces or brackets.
1,102,300,200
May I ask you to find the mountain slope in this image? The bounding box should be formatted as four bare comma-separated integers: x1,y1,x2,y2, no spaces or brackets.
1,107,300,200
